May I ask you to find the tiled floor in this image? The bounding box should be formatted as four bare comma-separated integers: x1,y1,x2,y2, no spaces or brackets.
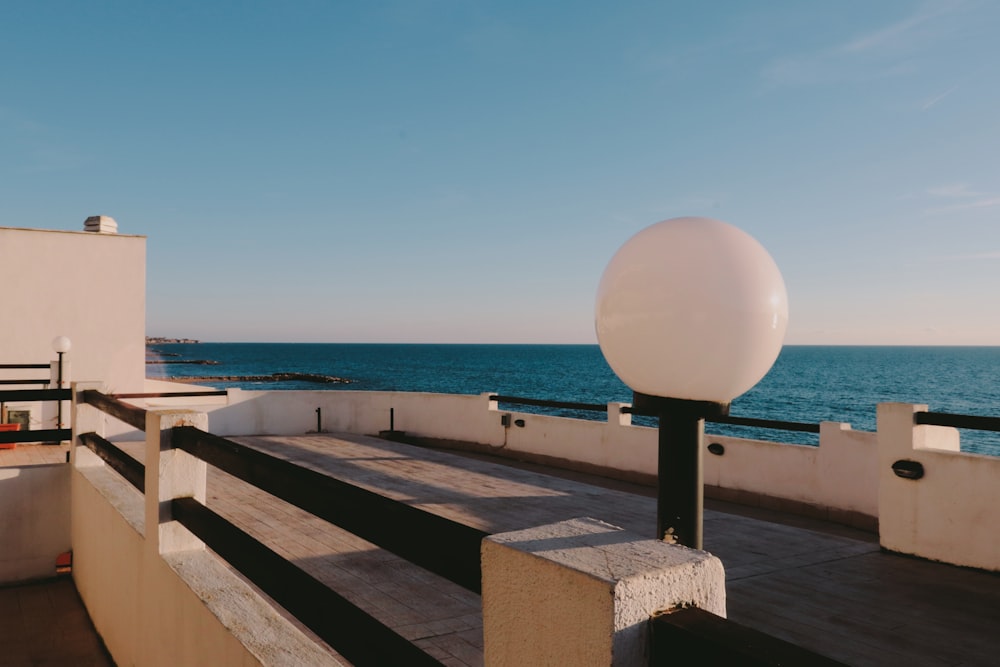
0,443,67,466
0,578,113,667
198,434,1000,667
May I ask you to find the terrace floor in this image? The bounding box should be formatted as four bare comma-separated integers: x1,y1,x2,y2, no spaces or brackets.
5,436,1000,666
0,576,114,666
199,434,1000,667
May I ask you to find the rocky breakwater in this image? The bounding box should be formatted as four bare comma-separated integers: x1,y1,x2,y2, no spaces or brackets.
168,372,352,385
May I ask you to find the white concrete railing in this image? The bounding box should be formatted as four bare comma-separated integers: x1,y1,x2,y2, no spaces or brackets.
141,388,999,572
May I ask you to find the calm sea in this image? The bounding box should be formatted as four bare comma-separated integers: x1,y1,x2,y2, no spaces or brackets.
147,343,1000,456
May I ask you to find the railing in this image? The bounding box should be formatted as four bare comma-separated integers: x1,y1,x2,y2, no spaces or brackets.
78,431,145,492
111,390,228,399
649,607,847,666
0,363,51,385
0,380,71,444
82,389,147,430
914,410,1000,432
491,393,821,434
79,389,485,666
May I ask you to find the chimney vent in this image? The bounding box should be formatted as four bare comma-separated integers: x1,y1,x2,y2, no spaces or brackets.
83,215,118,234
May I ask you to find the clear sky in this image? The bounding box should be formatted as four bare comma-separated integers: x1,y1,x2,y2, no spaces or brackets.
2,1,998,345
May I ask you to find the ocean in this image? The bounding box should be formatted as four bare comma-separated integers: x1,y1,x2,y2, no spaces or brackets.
146,343,1000,456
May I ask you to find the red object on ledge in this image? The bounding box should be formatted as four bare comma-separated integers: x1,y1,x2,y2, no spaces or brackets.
56,551,73,574
0,423,20,449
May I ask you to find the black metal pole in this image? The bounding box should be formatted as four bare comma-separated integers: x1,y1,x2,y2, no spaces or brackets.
657,408,704,548
634,393,729,549
57,351,64,430
316,407,322,433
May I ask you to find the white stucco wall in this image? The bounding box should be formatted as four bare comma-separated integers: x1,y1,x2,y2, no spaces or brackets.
0,226,146,394
704,423,878,518
877,402,1000,572
194,389,878,523
0,463,70,583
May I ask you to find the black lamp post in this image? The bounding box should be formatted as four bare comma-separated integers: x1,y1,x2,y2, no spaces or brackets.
595,217,788,548
52,336,71,430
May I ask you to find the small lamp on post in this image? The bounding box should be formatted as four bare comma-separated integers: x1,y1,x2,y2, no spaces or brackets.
595,217,788,549
52,336,71,430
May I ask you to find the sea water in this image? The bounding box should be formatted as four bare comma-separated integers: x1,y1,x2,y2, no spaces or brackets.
146,343,1000,456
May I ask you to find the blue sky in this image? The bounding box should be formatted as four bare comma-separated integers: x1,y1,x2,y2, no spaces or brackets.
3,1,998,344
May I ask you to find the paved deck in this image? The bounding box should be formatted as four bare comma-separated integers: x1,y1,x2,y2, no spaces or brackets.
5,437,1000,666
201,434,1000,667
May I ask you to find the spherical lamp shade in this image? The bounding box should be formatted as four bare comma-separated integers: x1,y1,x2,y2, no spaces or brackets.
595,217,788,403
52,336,72,354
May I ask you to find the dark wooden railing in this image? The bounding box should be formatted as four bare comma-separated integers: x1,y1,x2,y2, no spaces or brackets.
492,393,821,434
112,390,228,399
0,386,71,444
490,394,609,413
172,425,487,593
915,411,1000,432
78,390,478,666
82,389,147,431
649,607,847,666
78,432,145,492
0,363,51,385
173,497,443,666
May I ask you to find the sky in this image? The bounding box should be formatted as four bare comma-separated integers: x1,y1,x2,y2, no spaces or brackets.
2,0,998,345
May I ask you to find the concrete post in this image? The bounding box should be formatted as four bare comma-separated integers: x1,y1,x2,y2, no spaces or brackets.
482,517,726,667
145,410,209,556
608,402,631,427
71,381,107,468
877,402,962,563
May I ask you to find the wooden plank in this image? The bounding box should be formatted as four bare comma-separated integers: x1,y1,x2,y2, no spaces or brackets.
79,432,145,492
0,388,70,402
173,426,488,594
0,429,70,445
81,389,146,431
172,497,444,667
650,606,848,666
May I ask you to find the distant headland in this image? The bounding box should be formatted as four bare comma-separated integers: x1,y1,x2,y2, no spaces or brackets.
146,337,200,344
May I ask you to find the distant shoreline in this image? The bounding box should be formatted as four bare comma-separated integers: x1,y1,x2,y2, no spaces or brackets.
147,337,199,344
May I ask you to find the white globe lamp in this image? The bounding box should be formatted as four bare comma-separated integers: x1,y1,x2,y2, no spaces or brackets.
52,336,72,355
595,217,788,546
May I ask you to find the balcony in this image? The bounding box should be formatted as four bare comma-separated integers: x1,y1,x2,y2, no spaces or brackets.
3,384,999,665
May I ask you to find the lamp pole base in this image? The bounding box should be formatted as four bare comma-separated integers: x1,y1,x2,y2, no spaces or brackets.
633,393,729,549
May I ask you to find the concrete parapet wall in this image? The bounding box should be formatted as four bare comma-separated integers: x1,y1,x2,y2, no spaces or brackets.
877,402,1000,572
704,423,878,522
201,390,878,528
